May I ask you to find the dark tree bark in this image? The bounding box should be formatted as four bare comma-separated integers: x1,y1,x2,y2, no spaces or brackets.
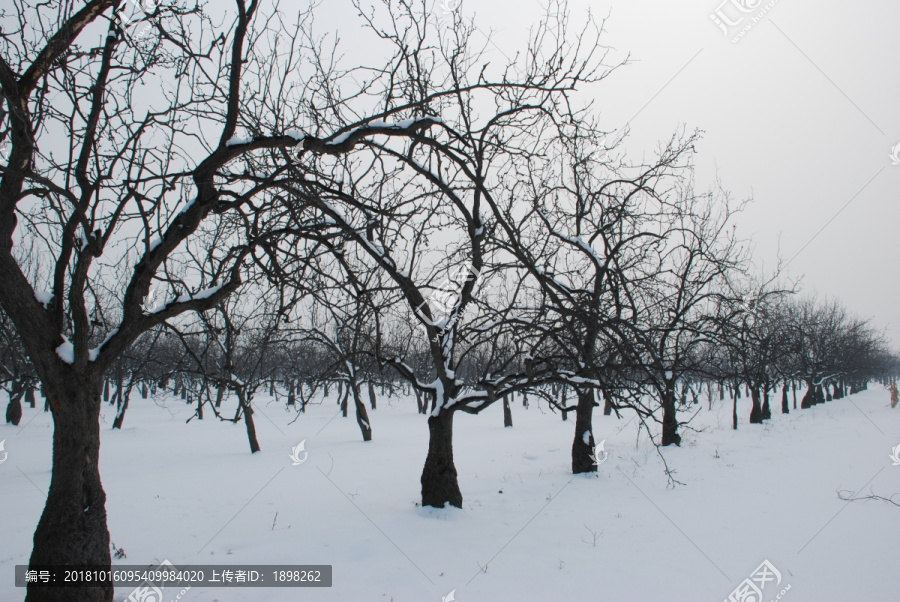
732,394,738,430
800,381,816,408
368,380,377,410
26,387,36,408
761,384,771,420
603,389,613,416
112,388,129,430
352,383,372,441
236,390,260,454
792,380,797,409
502,394,512,428
340,386,348,418
572,388,597,473
661,386,681,446
6,389,23,425
415,388,425,414
421,410,462,508
749,386,763,423
29,376,112,602
102,379,109,402
560,385,568,421
781,383,789,414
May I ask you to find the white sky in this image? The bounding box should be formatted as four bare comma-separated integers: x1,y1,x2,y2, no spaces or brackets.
346,0,899,343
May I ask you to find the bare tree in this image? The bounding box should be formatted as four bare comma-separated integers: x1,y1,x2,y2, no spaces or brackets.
0,1,513,596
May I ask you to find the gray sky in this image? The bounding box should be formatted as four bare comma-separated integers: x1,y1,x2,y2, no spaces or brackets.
402,0,900,343
190,0,900,343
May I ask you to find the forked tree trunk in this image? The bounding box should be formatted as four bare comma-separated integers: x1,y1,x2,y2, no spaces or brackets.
502,394,512,428
421,409,462,508
352,383,372,441
661,386,681,446
28,376,112,602
749,386,763,424
572,388,597,473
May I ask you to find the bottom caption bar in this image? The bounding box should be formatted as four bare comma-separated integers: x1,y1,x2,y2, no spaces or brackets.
16,563,332,588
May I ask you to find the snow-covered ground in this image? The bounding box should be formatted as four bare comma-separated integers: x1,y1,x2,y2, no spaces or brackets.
2,386,899,601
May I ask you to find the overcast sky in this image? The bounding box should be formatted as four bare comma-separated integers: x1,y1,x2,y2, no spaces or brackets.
329,0,898,342
196,0,899,342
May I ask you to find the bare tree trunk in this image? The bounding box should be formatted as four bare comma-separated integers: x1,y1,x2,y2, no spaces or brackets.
792,380,797,409
5,388,23,425
572,388,596,473
781,382,789,414
749,386,763,424
801,380,814,409
761,381,771,420
368,380,377,410
560,385,568,421
236,390,260,454
421,409,462,508
603,389,613,416
415,388,424,414
28,376,112,602
215,385,225,408
732,394,738,430
661,385,681,446
502,394,513,427
352,382,372,441
112,388,129,430
26,386,36,408
340,386,348,418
